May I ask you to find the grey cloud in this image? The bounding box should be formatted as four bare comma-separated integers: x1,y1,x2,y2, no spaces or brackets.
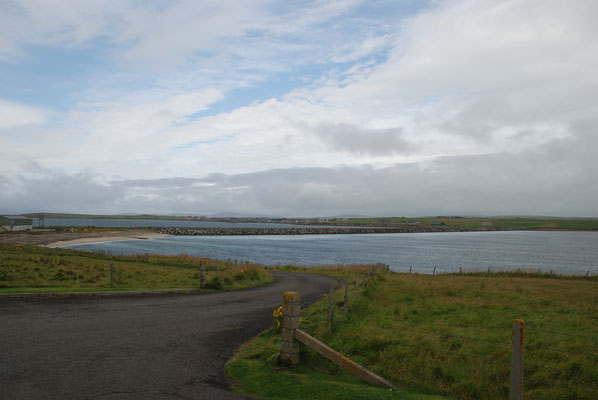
1,169,123,215
315,123,412,156
1,122,596,217
115,177,201,188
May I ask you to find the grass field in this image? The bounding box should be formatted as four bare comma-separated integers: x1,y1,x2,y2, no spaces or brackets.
228,266,598,399
19,213,598,231
0,244,272,293
322,217,598,230
22,212,192,221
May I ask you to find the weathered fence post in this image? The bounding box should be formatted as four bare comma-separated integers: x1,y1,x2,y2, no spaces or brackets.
433,266,436,275
344,280,349,312
510,319,525,400
409,266,412,274
200,265,206,288
459,266,462,274
355,273,359,296
280,291,301,365
110,259,114,288
327,285,334,327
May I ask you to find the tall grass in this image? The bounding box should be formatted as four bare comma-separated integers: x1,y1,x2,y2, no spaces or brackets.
0,243,272,292
230,266,598,399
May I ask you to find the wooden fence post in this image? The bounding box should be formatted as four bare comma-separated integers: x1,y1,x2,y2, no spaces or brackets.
433,267,436,275
355,273,359,296
327,286,334,327
344,280,349,312
510,319,524,400
409,266,412,274
200,265,206,288
280,291,302,365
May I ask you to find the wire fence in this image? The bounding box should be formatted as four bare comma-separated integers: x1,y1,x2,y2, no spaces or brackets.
295,265,598,400
395,264,598,279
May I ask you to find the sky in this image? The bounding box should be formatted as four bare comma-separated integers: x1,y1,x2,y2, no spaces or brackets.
1,0,597,217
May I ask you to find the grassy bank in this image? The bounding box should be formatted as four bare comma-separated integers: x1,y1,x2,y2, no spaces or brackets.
0,244,272,293
228,266,598,399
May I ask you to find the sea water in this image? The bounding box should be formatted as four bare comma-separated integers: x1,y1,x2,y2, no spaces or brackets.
68,230,598,275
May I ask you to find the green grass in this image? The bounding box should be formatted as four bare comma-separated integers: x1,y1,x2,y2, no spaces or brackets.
22,212,193,221
320,217,598,230
0,243,272,293
227,350,445,399
228,266,598,399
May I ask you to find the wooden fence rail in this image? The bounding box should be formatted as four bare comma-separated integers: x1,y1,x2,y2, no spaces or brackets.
277,266,526,397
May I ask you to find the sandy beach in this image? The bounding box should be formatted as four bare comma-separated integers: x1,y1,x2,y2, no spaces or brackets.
44,231,170,248
0,229,171,247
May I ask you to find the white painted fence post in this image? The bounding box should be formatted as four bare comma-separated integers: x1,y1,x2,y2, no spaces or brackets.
510,319,524,400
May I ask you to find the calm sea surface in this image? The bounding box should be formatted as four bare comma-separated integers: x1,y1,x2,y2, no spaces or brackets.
68,230,598,275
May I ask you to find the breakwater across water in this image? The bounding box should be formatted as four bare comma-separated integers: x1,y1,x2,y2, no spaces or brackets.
151,226,482,235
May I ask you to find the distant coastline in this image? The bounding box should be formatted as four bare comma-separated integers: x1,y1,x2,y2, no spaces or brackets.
150,226,502,236
19,213,598,231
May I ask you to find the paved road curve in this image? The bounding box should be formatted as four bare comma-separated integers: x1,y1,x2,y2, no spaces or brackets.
0,272,340,399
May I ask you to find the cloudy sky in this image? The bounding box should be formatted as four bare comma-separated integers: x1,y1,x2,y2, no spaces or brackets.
1,0,597,217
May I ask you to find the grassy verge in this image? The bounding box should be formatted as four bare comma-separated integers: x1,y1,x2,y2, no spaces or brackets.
228,266,598,399
0,243,272,293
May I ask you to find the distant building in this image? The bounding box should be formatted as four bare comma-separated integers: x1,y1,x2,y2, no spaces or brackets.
430,222,446,226
481,221,493,226
0,215,33,232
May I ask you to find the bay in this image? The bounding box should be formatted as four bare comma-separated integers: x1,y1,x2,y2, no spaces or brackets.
69,230,598,275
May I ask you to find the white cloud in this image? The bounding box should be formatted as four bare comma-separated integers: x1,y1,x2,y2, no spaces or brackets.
1,0,597,216
0,100,47,129
2,123,596,216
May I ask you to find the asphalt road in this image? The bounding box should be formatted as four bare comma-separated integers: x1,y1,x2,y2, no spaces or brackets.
0,272,340,400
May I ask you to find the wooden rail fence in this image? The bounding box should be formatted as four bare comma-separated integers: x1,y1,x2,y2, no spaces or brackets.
277,264,526,399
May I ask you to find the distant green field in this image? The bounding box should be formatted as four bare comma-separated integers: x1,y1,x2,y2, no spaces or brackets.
228,266,598,400
323,217,598,230
19,213,598,230
22,212,191,221
0,244,272,293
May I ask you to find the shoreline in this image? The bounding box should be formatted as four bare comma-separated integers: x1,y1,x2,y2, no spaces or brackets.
45,232,171,248
0,229,171,247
